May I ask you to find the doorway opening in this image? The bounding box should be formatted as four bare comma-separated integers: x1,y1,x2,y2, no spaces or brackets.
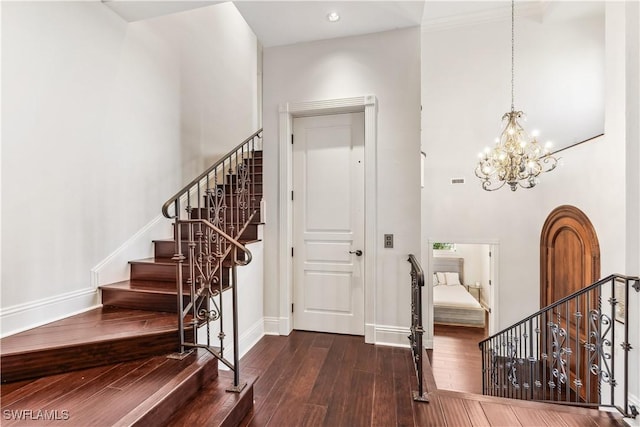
428,241,498,393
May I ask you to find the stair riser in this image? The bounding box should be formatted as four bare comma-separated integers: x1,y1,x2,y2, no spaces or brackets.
130,261,231,285
173,223,259,243
155,241,252,264
226,172,263,185
189,207,261,222
0,330,194,383
102,288,205,313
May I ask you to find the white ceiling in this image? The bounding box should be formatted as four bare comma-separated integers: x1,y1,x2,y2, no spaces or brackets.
234,1,425,48
102,1,604,47
103,1,223,22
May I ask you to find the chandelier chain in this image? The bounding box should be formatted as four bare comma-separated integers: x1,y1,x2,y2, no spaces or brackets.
511,0,515,112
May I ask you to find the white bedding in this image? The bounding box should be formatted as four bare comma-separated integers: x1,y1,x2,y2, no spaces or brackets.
433,284,482,309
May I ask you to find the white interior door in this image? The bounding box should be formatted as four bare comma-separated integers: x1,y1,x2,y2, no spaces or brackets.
292,112,365,335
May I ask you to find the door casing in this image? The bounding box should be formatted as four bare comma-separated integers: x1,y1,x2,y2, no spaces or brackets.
278,95,378,343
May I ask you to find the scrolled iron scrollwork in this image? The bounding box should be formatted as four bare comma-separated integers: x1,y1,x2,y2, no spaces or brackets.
548,319,570,387
586,309,615,386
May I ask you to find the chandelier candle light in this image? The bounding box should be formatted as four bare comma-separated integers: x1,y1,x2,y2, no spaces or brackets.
475,0,558,192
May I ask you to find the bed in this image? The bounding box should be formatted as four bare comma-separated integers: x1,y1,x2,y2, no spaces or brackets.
433,257,485,328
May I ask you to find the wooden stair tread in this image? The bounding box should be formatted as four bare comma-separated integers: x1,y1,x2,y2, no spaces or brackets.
0,307,183,356
0,349,220,426
166,369,257,427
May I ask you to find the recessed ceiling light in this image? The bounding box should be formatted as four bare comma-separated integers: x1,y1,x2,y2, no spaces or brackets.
327,12,340,22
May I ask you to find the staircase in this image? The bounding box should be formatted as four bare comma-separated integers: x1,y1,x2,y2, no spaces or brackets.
0,130,263,426
479,273,640,420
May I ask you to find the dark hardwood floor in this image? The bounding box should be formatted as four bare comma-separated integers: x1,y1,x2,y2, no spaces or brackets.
237,330,625,427
432,324,486,394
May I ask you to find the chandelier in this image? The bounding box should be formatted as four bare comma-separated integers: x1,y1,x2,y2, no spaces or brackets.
475,0,558,192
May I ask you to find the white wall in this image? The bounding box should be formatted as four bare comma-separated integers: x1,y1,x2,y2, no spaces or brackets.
262,27,421,345
162,3,259,181
1,1,260,336
421,7,609,333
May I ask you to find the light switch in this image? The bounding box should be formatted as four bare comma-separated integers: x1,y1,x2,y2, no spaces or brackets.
384,234,394,248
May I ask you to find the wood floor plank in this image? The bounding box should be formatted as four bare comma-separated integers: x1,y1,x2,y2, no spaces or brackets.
371,346,396,427
512,405,556,426
321,335,360,426
266,347,328,426
310,332,335,349
480,401,522,426
300,403,327,426
307,333,349,407
341,369,375,427
247,331,315,426
391,347,416,427
461,398,491,427
439,395,473,426
432,324,485,394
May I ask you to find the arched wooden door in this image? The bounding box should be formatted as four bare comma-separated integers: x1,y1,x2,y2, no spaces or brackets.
540,205,600,403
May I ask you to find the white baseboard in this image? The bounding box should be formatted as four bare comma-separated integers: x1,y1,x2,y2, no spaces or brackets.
90,214,171,288
424,338,434,349
0,287,99,337
238,318,265,358
264,316,281,335
278,316,291,335
373,324,411,348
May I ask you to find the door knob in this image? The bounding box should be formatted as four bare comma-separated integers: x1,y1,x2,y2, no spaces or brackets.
349,250,363,256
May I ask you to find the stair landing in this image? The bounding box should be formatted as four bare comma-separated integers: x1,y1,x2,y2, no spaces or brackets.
0,306,188,383
1,348,255,427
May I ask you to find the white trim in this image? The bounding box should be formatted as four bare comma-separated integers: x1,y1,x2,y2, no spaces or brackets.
278,95,378,343
238,317,265,359
372,324,411,348
0,287,99,338
91,214,171,288
421,2,546,34
263,316,281,335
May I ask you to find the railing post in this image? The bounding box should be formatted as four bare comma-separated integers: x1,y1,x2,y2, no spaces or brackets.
227,247,246,392
408,255,428,402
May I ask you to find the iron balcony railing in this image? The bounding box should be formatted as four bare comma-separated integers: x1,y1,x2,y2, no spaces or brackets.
408,254,428,402
479,274,640,418
162,129,262,392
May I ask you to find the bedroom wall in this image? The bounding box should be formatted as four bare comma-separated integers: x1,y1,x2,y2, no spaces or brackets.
421,6,608,332
262,27,421,345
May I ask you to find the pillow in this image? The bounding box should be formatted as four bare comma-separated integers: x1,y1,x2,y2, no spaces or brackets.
432,273,439,286
436,272,446,285
444,272,461,286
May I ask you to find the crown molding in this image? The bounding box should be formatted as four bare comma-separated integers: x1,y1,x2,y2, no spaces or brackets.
422,2,549,34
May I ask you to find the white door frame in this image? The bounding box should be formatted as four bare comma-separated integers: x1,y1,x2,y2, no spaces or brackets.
278,95,378,343
426,238,500,347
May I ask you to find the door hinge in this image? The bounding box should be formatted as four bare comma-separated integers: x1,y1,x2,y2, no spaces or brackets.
489,280,492,286
291,247,294,257
291,303,294,313
489,251,492,257
488,307,492,314
291,190,294,201
291,134,294,145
